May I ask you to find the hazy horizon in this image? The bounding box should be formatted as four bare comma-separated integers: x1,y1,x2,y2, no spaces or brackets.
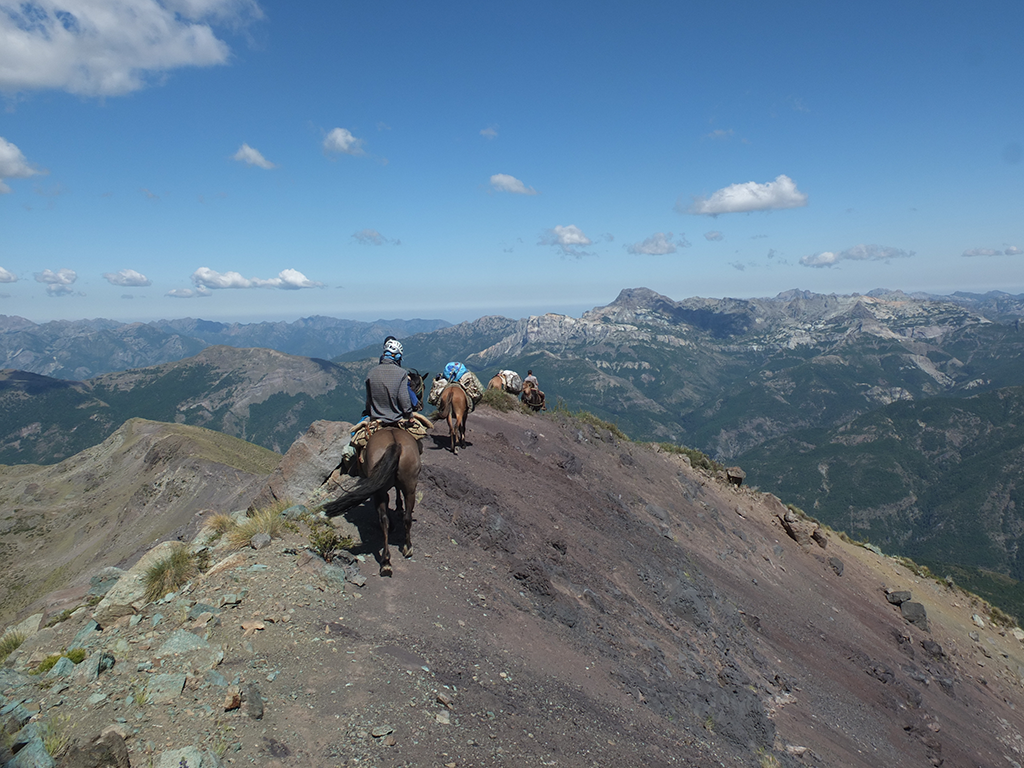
2,284,1020,329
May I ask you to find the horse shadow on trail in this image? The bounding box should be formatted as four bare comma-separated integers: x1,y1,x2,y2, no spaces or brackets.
326,494,411,571
427,433,472,452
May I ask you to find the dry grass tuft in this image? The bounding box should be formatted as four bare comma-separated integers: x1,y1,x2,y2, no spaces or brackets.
227,504,290,549
143,544,199,602
0,631,25,665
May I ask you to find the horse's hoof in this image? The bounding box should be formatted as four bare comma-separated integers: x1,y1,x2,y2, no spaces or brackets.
401,545,413,558
380,563,393,577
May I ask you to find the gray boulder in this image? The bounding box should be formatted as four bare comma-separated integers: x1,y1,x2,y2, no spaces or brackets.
247,420,353,512
901,601,929,629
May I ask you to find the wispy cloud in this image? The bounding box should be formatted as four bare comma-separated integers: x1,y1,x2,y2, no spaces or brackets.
103,269,152,287
703,129,734,140
800,244,915,268
0,267,17,283
191,267,325,290
0,136,46,193
352,229,400,246
167,287,211,299
540,225,593,257
232,143,276,169
704,231,724,241
0,0,262,97
962,246,1022,257
323,128,364,156
34,267,77,295
490,174,537,195
683,174,808,216
480,125,498,140
626,232,690,255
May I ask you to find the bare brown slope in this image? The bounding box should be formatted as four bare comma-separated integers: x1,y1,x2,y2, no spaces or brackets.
0,418,280,627
383,405,1024,767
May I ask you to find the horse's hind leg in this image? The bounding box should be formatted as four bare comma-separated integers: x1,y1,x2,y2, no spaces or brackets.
376,490,392,577
448,412,458,455
400,478,415,558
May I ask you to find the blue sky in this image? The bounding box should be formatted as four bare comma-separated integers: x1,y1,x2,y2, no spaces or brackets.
1,1,1022,324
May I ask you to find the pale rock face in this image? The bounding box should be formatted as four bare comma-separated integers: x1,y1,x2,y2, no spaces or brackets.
92,541,180,627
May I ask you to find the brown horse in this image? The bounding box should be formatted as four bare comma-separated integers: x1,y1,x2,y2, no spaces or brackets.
486,374,503,390
439,384,468,454
324,427,422,576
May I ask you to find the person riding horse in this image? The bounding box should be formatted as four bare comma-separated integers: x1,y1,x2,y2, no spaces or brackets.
366,338,415,425
379,335,422,411
341,338,424,469
521,369,546,410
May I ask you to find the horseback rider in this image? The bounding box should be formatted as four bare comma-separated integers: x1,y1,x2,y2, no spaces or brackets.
366,338,415,425
340,338,425,471
522,369,546,410
380,335,421,411
431,361,484,411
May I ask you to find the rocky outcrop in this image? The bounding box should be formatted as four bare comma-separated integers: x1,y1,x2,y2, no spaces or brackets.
91,542,179,627
247,419,353,512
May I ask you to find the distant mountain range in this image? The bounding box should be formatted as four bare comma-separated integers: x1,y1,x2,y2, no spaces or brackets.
0,314,450,379
4,287,1024,608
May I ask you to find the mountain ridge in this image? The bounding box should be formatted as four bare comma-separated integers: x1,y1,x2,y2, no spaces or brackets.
3,405,1024,766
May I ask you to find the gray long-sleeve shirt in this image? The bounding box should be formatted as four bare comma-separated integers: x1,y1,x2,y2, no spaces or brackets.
365,360,413,424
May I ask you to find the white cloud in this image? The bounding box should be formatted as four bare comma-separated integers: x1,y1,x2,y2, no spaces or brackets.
0,136,45,193
35,268,76,285
704,129,734,140
704,231,724,241
0,267,16,283
540,225,593,256
35,268,77,296
167,287,211,298
480,125,498,140
961,247,1022,257
684,174,808,216
627,232,689,255
0,0,261,97
352,229,400,246
103,268,152,287
232,143,275,169
800,244,915,268
323,128,364,156
191,267,325,290
490,173,537,195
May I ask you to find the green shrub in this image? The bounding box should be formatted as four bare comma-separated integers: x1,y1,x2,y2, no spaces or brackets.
143,544,199,602
481,387,531,413
551,399,629,440
989,604,1018,629
44,609,76,628
657,442,725,473
306,518,353,562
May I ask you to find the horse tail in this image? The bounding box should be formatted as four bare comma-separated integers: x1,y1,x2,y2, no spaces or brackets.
322,443,400,515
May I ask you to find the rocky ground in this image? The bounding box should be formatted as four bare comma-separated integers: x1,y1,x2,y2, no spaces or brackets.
4,401,1024,767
